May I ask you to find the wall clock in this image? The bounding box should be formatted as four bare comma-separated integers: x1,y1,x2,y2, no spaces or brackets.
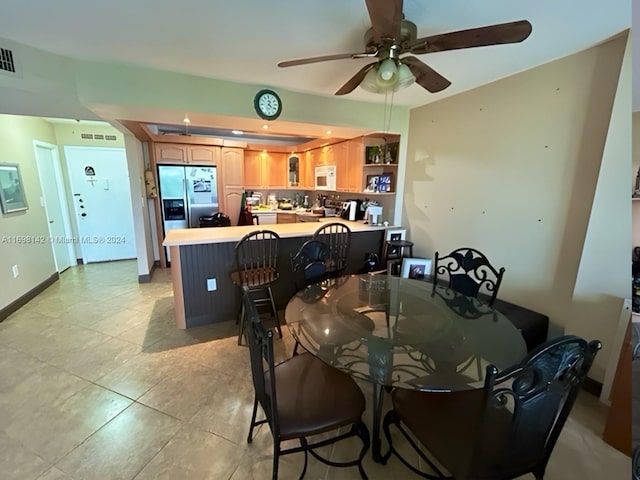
254,89,282,120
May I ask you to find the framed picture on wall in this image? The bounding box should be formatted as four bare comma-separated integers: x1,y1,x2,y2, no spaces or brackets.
0,163,28,213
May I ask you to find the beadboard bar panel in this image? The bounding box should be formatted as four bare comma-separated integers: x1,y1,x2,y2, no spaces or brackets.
174,230,385,328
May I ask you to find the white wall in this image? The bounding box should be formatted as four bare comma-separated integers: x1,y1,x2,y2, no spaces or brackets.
404,34,629,382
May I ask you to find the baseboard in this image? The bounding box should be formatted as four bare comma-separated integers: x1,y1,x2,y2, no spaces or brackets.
0,272,59,322
582,377,603,397
138,261,159,284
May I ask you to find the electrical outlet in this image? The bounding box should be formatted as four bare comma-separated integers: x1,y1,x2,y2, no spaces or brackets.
206,278,217,291
11,265,19,278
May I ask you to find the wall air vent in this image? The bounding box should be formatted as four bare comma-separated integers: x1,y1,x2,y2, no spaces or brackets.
0,48,16,73
81,133,94,139
93,134,104,140
105,135,117,141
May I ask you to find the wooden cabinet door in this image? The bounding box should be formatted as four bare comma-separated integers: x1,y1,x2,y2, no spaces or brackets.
244,150,264,189
155,143,187,164
221,147,244,187
188,146,219,165
348,139,364,192
300,152,314,189
266,152,288,188
277,212,297,224
222,188,243,226
603,321,632,455
334,142,349,192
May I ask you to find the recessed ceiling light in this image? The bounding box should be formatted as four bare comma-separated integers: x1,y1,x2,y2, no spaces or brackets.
183,114,190,124
262,124,269,130
232,130,244,135
326,130,332,135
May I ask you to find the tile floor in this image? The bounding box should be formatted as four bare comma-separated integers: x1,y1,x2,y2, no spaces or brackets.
0,260,630,479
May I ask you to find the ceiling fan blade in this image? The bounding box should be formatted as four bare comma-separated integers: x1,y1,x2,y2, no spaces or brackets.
409,20,532,55
335,62,377,95
364,0,403,43
402,56,451,93
278,52,374,68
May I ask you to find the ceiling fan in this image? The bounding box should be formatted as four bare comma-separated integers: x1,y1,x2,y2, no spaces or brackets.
278,0,532,95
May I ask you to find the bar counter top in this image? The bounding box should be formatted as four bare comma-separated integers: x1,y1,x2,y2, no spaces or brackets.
163,218,392,246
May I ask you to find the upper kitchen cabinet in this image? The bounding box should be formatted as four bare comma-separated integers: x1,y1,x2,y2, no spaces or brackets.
300,151,315,189
334,142,350,192
315,145,334,167
154,143,219,165
243,150,287,189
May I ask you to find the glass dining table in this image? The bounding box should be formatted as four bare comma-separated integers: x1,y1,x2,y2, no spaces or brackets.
285,273,528,463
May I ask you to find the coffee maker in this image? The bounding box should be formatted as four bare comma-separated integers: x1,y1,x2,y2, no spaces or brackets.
340,200,365,221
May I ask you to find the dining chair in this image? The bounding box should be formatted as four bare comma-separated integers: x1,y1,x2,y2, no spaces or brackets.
383,334,601,479
230,229,282,345
312,222,351,278
432,247,505,306
290,239,330,288
243,287,370,480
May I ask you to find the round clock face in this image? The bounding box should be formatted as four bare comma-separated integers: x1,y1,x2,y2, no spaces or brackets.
254,89,282,120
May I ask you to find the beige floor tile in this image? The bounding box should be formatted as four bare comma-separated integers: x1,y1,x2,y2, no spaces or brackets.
4,384,132,463
0,430,50,480
56,402,182,480
0,363,89,430
134,424,242,480
137,361,233,421
35,467,74,480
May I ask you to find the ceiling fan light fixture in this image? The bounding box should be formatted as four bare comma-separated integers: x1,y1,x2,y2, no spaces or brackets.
377,58,397,83
393,63,415,91
360,66,386,93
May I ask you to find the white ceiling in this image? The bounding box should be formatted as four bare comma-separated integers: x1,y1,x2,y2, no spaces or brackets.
0,0,631,114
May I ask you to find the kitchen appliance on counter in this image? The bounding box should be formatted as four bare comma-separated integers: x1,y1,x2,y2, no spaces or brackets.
158,165,218,261
341,199,366,221
366,205,383,225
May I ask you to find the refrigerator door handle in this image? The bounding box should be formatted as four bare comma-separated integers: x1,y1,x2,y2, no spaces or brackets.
183,177,190,228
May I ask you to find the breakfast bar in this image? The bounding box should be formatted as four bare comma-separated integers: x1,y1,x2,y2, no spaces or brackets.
163,219,388,328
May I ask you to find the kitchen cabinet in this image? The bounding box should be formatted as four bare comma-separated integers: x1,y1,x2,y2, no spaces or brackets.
220,147,244,225
348,139,365,192
154,143,219,165
334,142,350,192
315,145,334,167
300,150,316,189
277,212,297,224
243,150,287,189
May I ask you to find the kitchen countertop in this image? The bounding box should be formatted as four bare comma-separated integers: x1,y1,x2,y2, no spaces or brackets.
163,219,393,246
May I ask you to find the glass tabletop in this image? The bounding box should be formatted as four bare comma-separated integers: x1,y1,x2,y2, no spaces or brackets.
285,274,527,392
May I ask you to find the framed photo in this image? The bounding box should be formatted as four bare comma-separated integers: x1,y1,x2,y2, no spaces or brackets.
401,258,433,281
365,174,379,193
0,163,28,213
385,228,406,242
378,173,392,192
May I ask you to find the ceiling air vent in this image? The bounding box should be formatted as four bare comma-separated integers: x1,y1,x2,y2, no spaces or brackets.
81,133,94,139
105,135,117,141
93,134,104,140
0,48,16,73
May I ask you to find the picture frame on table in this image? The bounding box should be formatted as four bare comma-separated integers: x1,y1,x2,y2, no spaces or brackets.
0,163,28,214
401,258,433,281
385,228,406,242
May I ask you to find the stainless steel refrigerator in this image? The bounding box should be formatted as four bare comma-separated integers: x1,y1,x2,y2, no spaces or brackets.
158,165,218,259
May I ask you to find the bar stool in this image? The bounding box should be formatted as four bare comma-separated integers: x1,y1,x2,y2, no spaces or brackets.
383,240,414,276
230,230,282,345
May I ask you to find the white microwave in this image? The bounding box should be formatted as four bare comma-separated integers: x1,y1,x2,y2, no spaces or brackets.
315,165,336,191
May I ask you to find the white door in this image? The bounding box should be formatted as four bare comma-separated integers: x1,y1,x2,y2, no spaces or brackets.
65,146,136,263
34,142,74,272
